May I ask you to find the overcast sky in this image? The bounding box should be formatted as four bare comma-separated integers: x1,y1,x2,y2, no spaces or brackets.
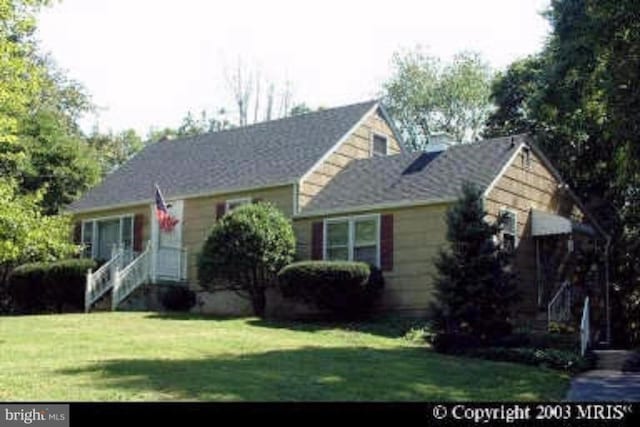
37,0,551,135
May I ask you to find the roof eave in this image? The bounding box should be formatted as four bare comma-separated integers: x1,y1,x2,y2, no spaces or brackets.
377,102,406,153
66,180,298,215
527,141,609,240
298,101,380,184
294,197,456,219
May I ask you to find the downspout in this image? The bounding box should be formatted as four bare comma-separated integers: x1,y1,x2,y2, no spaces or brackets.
293,181,300,215
605,235,611,345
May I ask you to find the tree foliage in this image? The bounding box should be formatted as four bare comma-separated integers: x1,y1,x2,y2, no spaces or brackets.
383,49,493,150
20,109,100,213
0,0,49,176
0,179,76,292
146,108,234,143
433,182,518,340
86,128,144,175
197,202,295,317
485,0,640,345
1,1,101,213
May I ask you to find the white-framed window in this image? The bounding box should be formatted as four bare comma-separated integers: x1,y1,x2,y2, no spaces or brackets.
81,215,134,260
371,134,388,157
499,209,518,252
81,221,94,258
225,197,251,212
324,214,380,267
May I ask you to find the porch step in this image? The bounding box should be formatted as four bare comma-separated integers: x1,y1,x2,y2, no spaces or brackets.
594,350,633,371
520,316,548,333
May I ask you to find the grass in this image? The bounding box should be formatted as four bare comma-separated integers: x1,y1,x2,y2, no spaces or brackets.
0,312,569,401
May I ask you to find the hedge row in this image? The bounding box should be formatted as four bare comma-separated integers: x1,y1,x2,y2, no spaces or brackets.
278,261,384,319
466,347,595,373
8,258,96,313
431,331,592,373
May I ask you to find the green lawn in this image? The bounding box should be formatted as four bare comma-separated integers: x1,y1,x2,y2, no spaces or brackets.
0,312,569,401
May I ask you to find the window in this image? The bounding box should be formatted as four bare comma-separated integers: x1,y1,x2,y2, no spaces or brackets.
226,197,251,212
81,215,134,260
326,221,349,261
122,216,133,250
500,209,518,252
324,215,380,266
81,221,93,258
372,134,388,157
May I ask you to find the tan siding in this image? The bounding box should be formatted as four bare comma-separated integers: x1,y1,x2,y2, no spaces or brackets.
299,109,402,208
485,149,589,317
73,204,152,244
293,203,448,315
73,184,295,285
183,185,295,283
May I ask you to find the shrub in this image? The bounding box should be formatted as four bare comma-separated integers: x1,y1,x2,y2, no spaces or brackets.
466,347,594,373
432,182,519,339
490,332,532,348
161,286,196,311
430,332,482,354
198,202,295,317
278,261,383,319
8,258,96,313
403,326,435,344
548,321,577,334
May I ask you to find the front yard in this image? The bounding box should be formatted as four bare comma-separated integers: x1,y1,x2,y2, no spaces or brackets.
0,312,569,400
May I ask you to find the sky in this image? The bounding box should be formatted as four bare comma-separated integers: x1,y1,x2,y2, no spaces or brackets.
37,0,551,136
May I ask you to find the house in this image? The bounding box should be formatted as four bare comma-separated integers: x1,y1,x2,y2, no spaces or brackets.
70,100,609,340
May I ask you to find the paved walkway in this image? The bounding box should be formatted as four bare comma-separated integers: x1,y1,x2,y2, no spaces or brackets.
567,370,640,401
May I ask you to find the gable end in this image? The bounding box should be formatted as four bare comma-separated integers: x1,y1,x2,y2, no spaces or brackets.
298,104,402,210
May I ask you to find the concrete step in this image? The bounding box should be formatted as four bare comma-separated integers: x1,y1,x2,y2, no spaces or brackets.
594,350,633,371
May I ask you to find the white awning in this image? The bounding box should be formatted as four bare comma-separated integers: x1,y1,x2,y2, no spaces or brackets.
531,209,596,237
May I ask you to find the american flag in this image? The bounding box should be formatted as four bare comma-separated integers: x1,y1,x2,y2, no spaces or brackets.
155,184,179,232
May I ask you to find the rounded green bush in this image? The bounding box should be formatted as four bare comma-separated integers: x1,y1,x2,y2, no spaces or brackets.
8,258,97,313
197,202,295,316
278,261,384,319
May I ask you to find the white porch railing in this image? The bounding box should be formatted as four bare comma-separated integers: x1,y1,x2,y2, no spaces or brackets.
86,240,188,312
580,297,590,356
112,241,152,310
85,246,123,312
548,280,572,328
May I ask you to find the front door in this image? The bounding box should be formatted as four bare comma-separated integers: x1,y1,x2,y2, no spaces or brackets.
152,200,184,281
97,219,120,261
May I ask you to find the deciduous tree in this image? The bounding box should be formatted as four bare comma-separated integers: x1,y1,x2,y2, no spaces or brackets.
383,49,493,150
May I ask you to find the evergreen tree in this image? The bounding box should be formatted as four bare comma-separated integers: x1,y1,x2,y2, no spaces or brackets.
433,182,519,340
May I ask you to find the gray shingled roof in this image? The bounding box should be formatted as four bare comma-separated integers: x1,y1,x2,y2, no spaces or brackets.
69,100,378,212
301,135,526,215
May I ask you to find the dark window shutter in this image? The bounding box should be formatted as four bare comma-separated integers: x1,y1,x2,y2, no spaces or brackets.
311,221,324,260
133,214,144,252
215,203,226,220
73,221,82,244
380,214,394,271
